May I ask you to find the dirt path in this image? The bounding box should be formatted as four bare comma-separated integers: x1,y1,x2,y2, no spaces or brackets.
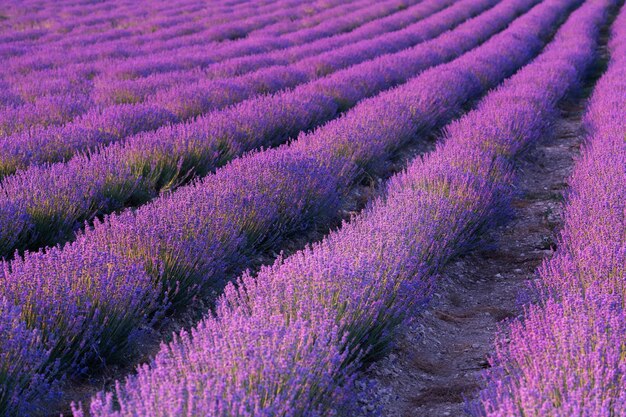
355,77,600,417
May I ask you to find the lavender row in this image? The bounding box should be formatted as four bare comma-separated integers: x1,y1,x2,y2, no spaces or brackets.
0,0,319,65
0,0,440,168
0,0,419,134
0,0,507,256
71,0,612,414
475,5,626,416
0,0,373,93
0,0,350,105
0,0,576,414
92,0,432,106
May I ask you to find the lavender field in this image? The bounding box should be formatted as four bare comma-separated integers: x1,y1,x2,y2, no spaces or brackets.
0,0,623,416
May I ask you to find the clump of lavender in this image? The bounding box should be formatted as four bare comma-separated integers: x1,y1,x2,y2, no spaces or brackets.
0,298,57,417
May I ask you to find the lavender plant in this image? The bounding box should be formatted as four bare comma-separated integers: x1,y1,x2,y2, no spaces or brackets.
0,298,56,417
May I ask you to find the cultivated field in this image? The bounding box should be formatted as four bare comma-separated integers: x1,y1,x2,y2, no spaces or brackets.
0,0,623,416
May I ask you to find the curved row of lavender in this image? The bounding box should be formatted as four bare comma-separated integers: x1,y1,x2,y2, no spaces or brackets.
0,0,514,257
475,5,626,416
0,0,384,131
71,0,613,414
0,0,451,176
0,0,577,414
0,0,406,112
0,0,341,69
0,0,328,96
0,0,382,134
0,0,421,131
